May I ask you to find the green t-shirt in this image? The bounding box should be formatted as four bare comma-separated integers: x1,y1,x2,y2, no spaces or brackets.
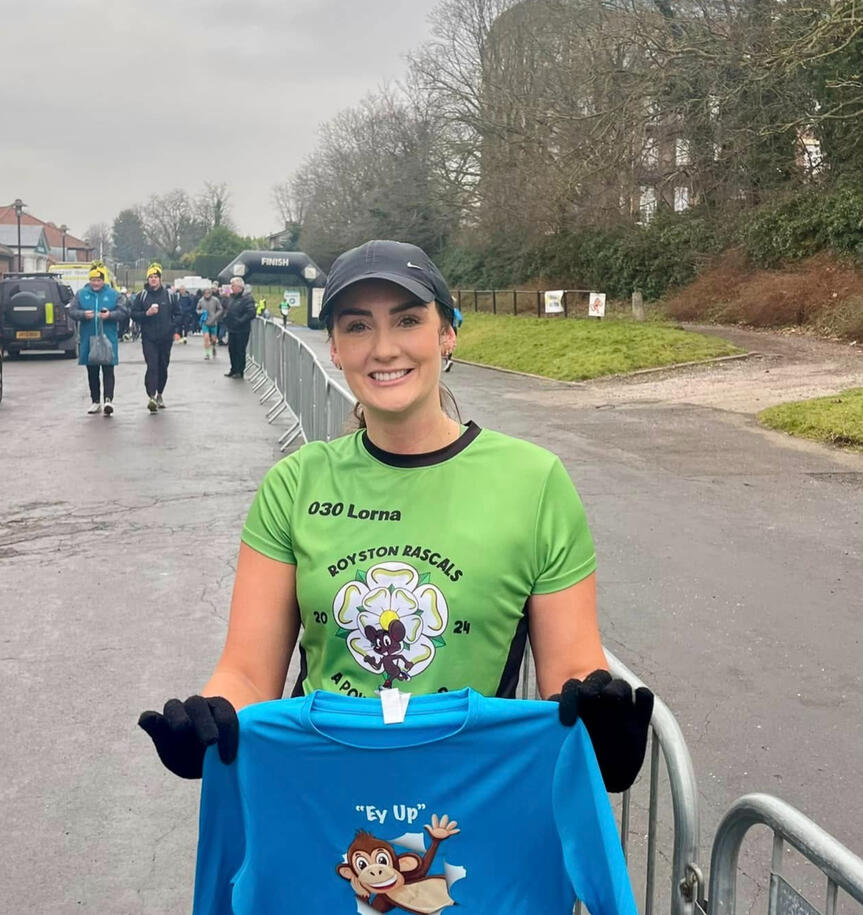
241,422,596,699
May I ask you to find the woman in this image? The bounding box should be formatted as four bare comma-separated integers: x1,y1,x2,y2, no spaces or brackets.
196,286,225,360
140,241,652,792
68,262,127,415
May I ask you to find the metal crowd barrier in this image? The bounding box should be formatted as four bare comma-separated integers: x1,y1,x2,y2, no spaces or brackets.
521,649,701,915
709,795,863,915
246,318,355,449
242,318,862,915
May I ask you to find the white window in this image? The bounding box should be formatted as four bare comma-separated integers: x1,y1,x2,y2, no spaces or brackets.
639,186,657,223
642,139,658,168
674,186,690,212
802,137,823,174
675,138,691,166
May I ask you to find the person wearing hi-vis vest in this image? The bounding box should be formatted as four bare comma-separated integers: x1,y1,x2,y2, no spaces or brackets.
139,240,654,799
130,263,182,412
67,261,127,415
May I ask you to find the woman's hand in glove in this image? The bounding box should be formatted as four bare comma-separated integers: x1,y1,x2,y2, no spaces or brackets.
138,696,238,779
553,670,654,793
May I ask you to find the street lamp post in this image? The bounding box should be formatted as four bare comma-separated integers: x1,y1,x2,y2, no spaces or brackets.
60,223,68,262
13,198,26,272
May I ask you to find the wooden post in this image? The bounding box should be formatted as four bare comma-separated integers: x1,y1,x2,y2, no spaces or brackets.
537,290,542,317
632,289,645,321
492,289,497,313
473,289,478,312
512,290,517,315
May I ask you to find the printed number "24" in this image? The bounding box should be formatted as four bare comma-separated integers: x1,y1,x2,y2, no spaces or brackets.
453,620,471,634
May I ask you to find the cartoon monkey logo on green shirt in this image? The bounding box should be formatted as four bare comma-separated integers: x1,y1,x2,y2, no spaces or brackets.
333,562,449,688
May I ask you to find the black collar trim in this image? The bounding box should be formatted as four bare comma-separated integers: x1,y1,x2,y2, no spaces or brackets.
362,421,481,468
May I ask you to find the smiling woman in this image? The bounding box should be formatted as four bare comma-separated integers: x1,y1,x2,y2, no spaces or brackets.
139,240,654,796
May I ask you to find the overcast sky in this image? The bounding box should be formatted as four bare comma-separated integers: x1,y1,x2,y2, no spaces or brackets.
1,0,442,240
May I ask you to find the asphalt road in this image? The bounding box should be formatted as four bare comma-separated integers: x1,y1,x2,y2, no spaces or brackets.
1,330,860,913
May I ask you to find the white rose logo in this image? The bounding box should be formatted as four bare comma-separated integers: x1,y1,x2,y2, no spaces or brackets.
333,561,449,686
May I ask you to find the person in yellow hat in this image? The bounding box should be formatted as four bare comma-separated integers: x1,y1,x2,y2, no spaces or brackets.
129,263,183,412
67,262,127,415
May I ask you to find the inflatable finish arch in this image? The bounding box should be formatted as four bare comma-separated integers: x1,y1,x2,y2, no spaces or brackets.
218,251,328,329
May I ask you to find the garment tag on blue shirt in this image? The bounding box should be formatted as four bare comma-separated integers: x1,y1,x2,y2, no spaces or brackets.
380,688,411,724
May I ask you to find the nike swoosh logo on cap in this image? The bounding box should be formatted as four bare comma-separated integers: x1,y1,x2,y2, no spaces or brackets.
406,261,422,269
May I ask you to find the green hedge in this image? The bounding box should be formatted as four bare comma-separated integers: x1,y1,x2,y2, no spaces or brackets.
440,209,723,300
737,181,863,267
439,181,863,299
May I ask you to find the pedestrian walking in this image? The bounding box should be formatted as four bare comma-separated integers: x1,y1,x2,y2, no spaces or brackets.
117,287,132,341
130,263,182,412
222,276,256,379
139,240,653,795
176,286,196,342
68,261,127,415
196,286,225,360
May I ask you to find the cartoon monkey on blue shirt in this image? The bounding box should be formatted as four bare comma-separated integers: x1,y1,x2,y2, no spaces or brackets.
337,813,460,913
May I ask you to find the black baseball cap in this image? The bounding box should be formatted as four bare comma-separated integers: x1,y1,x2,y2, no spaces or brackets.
320,240,455,325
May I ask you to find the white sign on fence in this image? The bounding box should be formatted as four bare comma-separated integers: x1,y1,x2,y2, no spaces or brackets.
544,290,564,314
283,290,301,308
588,292,607,318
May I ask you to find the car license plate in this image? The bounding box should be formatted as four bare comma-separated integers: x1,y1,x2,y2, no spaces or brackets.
16,330,41,339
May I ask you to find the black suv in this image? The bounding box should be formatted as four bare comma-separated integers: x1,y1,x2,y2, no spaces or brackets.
0,272,77,358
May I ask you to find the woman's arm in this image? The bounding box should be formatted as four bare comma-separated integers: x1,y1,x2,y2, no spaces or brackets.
201,542,300,709
67,291,88,321
527,572,606,699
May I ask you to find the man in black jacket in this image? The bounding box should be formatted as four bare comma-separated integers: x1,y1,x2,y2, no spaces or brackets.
222,276,257,379
130,263,183,412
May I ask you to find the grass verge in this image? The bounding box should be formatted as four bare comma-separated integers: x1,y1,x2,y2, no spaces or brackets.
758,388,863,450
455,312,743,381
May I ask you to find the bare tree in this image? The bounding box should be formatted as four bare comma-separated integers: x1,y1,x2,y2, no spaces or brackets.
195,181,233,232
141,189,193,262
272,178,308,226
83,222,112,260
296,87,455,264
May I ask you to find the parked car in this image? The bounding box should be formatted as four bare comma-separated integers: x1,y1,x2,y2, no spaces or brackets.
0,345,4,402
0,272,77,358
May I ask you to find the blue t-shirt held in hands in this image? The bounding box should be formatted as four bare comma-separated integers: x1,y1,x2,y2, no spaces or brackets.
193,689,637,915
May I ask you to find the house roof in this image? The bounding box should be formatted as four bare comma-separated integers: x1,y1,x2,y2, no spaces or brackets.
0,206,90,252
0,224,51,252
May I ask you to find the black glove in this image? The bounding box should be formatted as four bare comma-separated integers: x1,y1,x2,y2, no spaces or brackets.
138,695,239,779
553,670,654,793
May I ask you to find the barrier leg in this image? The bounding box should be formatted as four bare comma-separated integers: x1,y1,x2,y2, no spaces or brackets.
279,423,302,451
266,402,289,423
258,383,278,404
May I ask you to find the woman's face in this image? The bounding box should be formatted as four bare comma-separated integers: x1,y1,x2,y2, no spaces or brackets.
329,280,455,424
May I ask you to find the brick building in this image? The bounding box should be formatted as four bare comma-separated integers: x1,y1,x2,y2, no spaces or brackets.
0,206,92,264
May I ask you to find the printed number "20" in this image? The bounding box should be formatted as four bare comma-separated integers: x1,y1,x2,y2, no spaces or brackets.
308,501,344,516
314,611,328,624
